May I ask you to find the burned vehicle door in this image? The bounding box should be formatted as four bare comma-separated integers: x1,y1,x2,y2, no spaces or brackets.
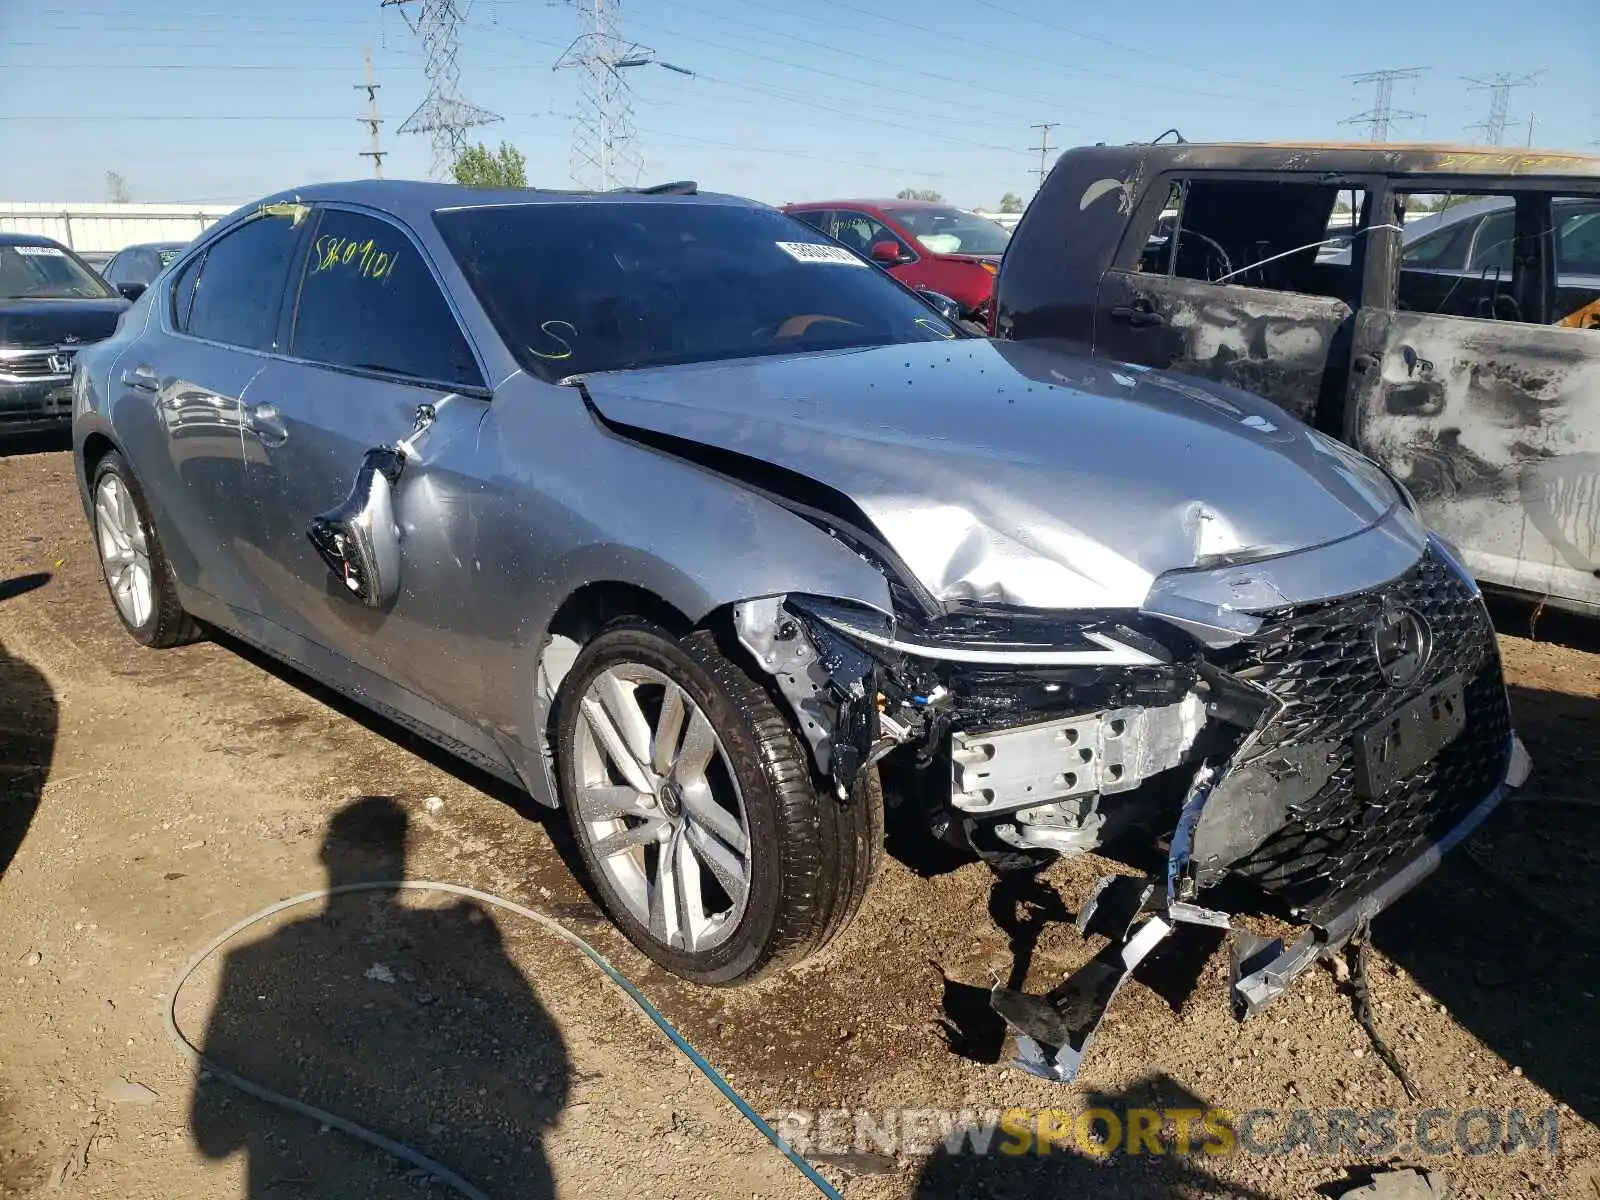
1093,174,1374,426
1350,183,1600,611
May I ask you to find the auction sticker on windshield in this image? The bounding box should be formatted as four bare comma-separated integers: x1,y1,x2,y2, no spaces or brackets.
776,241,868,266
15,246,65,257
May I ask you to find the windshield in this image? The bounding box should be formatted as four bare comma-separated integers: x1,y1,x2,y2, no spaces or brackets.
0,242,114,300
436,202,964,379
883,206,1010,256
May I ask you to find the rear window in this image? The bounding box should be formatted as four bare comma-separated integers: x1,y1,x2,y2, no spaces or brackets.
0,242,115,301
434,201,964,379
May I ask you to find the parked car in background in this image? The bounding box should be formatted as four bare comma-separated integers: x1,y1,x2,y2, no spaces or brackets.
77,250,115,272
0,232,128,435
995,140,1600,618
72,180,1525,1080
100,241,188,299
782,199,1009,322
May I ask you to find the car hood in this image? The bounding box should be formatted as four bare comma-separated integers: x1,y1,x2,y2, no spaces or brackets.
0,297,128,348
577,339,1401,610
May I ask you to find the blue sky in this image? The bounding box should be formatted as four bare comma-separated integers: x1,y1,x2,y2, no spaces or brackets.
1,0,1594,208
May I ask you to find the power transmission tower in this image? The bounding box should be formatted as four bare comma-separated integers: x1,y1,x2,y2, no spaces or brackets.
1341,68,1426,142
554,0,692,191
1029,122,1058,188
355,49,385,178
381,0,502,180
1464,71,1543,145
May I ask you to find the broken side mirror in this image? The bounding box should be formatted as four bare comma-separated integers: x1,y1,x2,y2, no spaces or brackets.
306,447,405,608
870,240,906,266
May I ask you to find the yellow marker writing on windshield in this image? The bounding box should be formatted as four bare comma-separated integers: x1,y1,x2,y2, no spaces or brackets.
528,320,577,360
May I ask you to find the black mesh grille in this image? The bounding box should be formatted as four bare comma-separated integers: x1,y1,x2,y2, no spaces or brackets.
1216,547,1510,921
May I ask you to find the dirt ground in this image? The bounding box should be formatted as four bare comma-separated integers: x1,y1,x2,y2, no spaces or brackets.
1,441,1597,1200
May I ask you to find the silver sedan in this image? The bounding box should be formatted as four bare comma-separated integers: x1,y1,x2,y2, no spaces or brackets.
72,183,1524,1050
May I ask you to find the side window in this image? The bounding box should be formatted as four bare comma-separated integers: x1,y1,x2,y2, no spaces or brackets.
829,210,911,260
170,252,205,331
1400,218,1475,269
290,208,480,387
790,209,832,234
1467,208,1514,272
186,214,303,350
1557,202,1600,274
1154,177,1363,301
101,252,128,285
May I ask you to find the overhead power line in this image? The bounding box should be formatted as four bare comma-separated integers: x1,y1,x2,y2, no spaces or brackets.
1341,68,1427,142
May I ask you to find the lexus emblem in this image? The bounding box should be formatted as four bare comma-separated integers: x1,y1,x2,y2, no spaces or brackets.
1374,605,1430,687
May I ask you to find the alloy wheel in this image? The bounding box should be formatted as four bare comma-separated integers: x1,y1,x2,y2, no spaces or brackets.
94,472,155,630
572,662,752,952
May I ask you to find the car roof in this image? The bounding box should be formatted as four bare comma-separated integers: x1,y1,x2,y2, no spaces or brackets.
0,232,70,249
227,179,756,236
1055,141,1600,180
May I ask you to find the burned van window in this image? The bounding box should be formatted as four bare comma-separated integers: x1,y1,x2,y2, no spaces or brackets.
1395,192,1532,325
1163,178,1362,302
1137,182,1183,274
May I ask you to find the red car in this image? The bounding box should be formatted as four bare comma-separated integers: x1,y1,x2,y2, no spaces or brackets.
781,199,1009,322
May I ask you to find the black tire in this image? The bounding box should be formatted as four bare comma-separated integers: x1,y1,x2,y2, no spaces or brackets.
554,621,880,985
89,450,201,648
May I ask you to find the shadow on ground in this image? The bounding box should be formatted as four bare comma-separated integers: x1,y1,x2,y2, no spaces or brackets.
0,616,56,884
1376,681,1600,1126
189,795,572,1198
0,431,70,459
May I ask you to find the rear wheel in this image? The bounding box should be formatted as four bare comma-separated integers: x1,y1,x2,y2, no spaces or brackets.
554,622,880,984
91,451,199,648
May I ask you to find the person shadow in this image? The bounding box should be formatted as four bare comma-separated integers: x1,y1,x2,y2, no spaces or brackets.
190,795,571,1197
0,609,56,885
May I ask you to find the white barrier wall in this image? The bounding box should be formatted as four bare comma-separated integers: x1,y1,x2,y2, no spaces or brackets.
0,202,235,253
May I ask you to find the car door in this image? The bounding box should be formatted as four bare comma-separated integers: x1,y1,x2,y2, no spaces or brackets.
1093,173,1371,428
109,209,308,619
234,204,493,706
1350,183,1600,612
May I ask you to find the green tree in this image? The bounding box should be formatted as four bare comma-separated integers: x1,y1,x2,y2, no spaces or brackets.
452,141,528,189
998,191,1023,213
896,187,944,202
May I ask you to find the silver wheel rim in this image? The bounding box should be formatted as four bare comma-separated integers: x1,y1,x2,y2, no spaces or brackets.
94,473,155,630
574,662,751,953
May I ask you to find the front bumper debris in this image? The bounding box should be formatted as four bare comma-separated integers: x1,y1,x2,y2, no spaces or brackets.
991,732,1530,1083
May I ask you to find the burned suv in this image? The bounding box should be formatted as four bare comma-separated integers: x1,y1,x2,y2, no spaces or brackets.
993,141,1600,621
75,182,1524,1078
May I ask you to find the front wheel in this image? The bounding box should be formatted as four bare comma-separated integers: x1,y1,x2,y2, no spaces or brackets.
554,622,880,985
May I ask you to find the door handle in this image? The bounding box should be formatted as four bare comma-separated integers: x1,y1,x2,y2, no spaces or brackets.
1110,302,1165,328
245,402,288,446
120,363,159,392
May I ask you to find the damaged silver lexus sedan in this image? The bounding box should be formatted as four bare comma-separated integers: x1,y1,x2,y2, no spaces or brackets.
72,181,1527,1073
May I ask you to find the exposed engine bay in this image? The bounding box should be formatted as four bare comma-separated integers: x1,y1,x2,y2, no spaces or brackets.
733,537,1528,1081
